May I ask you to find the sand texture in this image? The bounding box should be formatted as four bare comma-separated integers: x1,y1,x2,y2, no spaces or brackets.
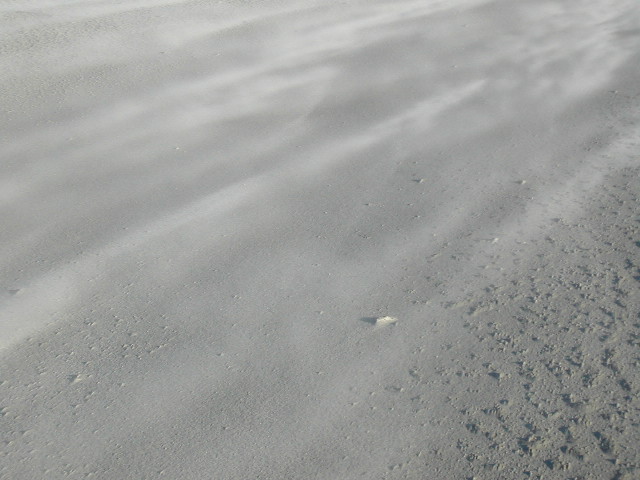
1,0,640,478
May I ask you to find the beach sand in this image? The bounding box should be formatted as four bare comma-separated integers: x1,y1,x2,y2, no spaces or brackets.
1,1,639,478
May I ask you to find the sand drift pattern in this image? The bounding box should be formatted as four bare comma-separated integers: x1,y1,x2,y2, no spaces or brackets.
1,0,640,478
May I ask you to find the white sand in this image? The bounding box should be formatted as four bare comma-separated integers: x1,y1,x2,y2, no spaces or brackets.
1,0,640,478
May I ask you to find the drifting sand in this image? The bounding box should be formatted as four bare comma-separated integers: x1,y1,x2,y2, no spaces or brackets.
1,0,639,478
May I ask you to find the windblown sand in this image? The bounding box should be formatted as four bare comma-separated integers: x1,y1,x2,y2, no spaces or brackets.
1,1,639,478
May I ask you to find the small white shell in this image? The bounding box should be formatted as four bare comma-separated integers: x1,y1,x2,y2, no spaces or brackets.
374,316,398,327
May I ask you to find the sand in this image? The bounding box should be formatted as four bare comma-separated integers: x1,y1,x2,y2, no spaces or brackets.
1,0,639,478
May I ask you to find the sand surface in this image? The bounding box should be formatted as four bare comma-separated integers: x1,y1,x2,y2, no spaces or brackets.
1,1,640,478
